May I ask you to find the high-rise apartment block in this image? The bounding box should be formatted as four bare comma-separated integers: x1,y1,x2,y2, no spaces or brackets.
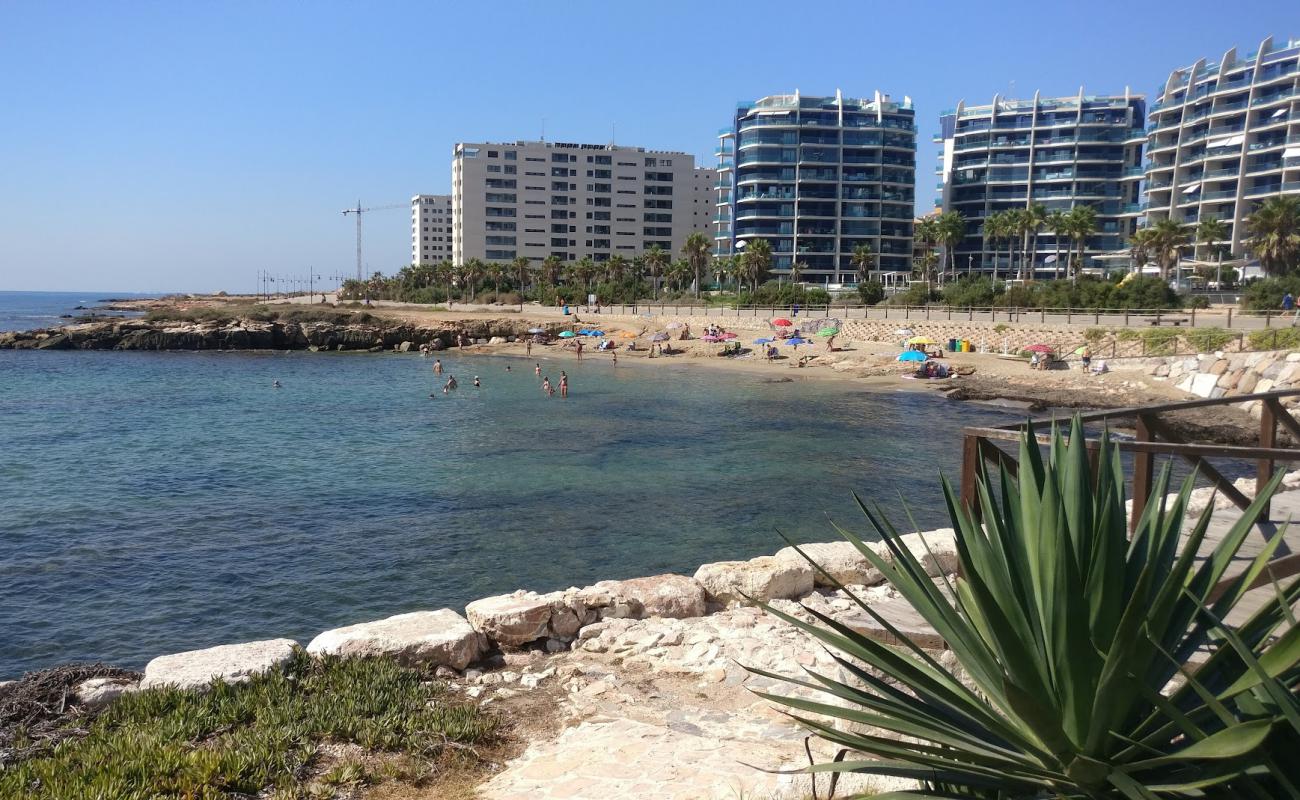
411,194,452,264
936,91,1146,275
450,140,713,265
714,90,916,284
1143,36,1300,257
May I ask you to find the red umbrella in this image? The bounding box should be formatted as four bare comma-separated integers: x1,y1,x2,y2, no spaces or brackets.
720,332,738,340
772,318,793,327
1024,344,1055,354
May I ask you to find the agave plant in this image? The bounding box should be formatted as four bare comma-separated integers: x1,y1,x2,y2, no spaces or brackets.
755,418,1300,798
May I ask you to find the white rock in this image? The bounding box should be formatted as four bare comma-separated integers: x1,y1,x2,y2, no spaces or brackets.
1189,373,1219,398
576,574,708,619
307,609,483,670
693,556,814,606
896,529,960,576
775,541,882,587
466,591,559,647
141,638,298,691
75,676,138,709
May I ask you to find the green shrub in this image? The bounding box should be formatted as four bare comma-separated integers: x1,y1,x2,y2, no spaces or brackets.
1186,294,1210,309
760,420,1299,797
941,277,1002,308
857,280,885,305
1186,327,1238,353
1082,327,1109,344
0,652,497,799
1248,327,1300,351
1140,327,1180,355
885,283,938,306
1116,328,1140,342
1240,276,1300,311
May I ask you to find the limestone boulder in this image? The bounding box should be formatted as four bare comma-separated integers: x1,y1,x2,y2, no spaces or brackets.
141,638,298,691
775,541,882,587
75,676,138,709
466,590,591,647
306,609,484,670
693,556,814,606
577,574,708,620
897,528,960,576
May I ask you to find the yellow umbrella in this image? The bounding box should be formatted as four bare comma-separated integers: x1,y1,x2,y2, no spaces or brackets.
906,336,935,345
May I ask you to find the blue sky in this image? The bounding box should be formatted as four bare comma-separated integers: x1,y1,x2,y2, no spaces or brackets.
2,0,1297,292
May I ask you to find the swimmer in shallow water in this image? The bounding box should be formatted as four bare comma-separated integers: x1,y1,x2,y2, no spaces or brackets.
272,380,281,388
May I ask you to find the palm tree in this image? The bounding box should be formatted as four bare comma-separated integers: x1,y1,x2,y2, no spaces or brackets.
743,238,772,291
1065,205,1097,282
1196,218,1228,261
850,243,877,285
601,254,624,283
936,211,967,284
1001,208,1026,279
713,255,737,292
574,257,598,294
486,262,508,302
681,232,711,298
643,245,669,299
983,211,1007,282
511,256,531,294
1021,203,1047,279
1147,218,1191,280
1247,195,1300,275
434,261,454,300
666,258,692,292
1128,227,1157,274
462,258,486,302
788,260,806,284
1046,211,1070,280
540,255,562,288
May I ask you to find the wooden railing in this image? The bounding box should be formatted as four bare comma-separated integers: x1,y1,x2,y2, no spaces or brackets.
960,390,1300,595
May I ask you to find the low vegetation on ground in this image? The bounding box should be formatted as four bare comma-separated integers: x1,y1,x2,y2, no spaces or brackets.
933,275,1183,310
0,651,498,800
760,419,1300,797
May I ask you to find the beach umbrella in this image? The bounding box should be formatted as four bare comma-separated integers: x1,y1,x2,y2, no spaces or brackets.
588,330,605,337
772,318,793,327
702,334,722,342
754,337,773,344
1073,345,1088,355
558,330,576,338
894,328,914,336
665,322,684,330
720,332,738,340
897,350,928,362
786,337,809,347
527,327,546,334
651,332,669,342
1024,344,1054,354
906,335,935,345
816,327,839,337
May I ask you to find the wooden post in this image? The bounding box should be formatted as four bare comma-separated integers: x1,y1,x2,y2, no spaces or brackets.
1131,414,1155,533
961,434,981,520
1259,399,1277,523
1227,307,1233,328
1190,307,1196,327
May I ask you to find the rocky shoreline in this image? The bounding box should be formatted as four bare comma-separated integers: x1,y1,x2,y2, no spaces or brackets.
0,315,554,353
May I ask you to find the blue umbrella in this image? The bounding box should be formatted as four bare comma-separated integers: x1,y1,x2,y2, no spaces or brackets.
754,337,773,344
785,337,809,346
897,350,927,362
588,330,605,337
576,329,592,336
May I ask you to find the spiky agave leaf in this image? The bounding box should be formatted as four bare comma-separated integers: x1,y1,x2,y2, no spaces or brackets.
754,416,1300,798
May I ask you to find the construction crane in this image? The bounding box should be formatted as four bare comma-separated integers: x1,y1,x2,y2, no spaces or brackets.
341,200,406,283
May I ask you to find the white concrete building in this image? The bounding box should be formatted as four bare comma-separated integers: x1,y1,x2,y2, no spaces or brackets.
411,194,452,264
1144,36,1300,258
451,140,712,265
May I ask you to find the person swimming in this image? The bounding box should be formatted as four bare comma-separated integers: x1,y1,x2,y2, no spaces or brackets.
272,380,281,388
473,376,481,387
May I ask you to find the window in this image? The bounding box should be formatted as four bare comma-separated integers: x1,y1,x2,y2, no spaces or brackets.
645,157,657,166
593,197,611,207
552,153,569,162
486,178,516,188
487,150,498,158
551,223,568,233
485,221,516,231
504,165,517,174
595,155,612,165
504,151,516,160
592,239,610,249
486,207,516,217
551,195,570,205
551,237,568,247
552,167,569,177
552,180,569,191
486,249,515,259
644,172,673,182
485,236,517,246
643,226,672,237
550,209,569,219
593,210,610,220
485,192,516,203
487,164,501,173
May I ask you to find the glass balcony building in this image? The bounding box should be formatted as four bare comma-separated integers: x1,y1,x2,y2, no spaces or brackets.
936,90,1146,276
1143,36,1300,258
714,90,916,284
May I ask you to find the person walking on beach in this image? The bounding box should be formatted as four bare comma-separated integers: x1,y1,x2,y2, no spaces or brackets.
526,339,532,356
433,359,443,375
560,371,568,398
1285,292,1297,324
575,339,584,361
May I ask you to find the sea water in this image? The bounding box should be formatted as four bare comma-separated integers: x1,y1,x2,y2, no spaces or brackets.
0,290,150,333
0,348,1016,674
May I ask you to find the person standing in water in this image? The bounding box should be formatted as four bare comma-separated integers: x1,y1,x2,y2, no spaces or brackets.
559,371,568,398
542,376,553,397
611,350,617,367
575,339,584,361
433,359,443,375
534,362,542,377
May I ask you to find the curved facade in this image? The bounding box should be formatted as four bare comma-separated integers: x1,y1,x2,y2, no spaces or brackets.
937,90,1145,276
1144,36,1300,258
715,90,915,284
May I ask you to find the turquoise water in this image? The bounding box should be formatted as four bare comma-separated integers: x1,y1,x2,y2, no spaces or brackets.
0,290,149,333
0,349,1014,675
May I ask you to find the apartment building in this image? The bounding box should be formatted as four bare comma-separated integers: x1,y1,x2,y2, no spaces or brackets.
451,140,711,265
411,194,452,264
714,89,917,284
936,90,1146,275
1144,36,1300,257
